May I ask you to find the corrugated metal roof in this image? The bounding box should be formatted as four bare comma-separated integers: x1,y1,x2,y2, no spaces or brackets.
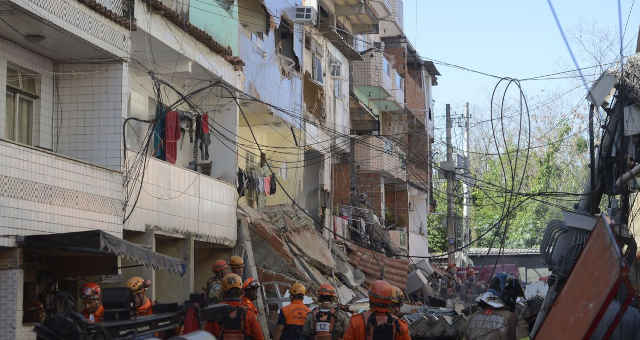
347,243,409,289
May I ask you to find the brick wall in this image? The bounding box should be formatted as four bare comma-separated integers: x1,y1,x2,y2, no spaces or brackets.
406,66,426,122
385,186,408,228
332,163,351,209
55,63,126,170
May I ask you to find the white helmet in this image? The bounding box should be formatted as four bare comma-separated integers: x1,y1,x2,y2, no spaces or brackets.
475,291,505,309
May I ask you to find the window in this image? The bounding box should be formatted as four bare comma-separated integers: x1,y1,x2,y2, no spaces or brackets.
312,48,323,84
6,67,38,145
276,19,299,70
396,73,404,91
384,58,391,76
330,56,342,98
383,138,393,154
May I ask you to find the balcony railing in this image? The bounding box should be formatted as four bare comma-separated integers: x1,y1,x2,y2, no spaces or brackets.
0,139,123,236
92,0,134,18
124,152,237,246
351,51,394,99
355,136,406,181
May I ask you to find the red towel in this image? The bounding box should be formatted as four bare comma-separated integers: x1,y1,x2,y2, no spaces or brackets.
202,114,210,134
263,176,271,196
165,110,180,164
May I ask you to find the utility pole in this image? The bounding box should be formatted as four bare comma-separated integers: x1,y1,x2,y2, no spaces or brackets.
446,104,455,266
462,102,471,257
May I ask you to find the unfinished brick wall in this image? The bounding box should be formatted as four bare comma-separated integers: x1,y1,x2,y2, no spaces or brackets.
332,163,351,209
406,65,426,123
385,186,409,228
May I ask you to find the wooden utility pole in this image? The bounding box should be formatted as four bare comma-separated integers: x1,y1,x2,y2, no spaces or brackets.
446,104,455,266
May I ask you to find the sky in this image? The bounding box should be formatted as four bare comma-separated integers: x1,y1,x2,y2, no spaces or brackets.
403,0,640,150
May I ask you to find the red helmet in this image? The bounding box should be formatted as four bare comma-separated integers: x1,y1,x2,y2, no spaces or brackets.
81,282,101,300
317,283,337,297
369,280,393,311
212,259,228,273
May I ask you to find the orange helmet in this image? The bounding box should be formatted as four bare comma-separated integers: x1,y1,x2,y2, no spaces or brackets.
290,282,306,296
369,280,394,310
212,259,228,273
391,286,405,305
81,282,101,300
243,277,261,289
222,273,243,292
230,256,244,268
317,283,337,297
127,276,150,293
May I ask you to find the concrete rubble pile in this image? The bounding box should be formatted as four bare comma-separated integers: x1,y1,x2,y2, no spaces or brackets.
241,203,371,304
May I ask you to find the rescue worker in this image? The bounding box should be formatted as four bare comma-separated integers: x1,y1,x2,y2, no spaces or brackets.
80,282,104,323
242,277,260,315
230,255,244,276
206,259,229,304
462,272,523,340
128,276,153,316
204,273,264,340
302,283,349,340
274,282,311,340
390,286,405,318
343,280,411,340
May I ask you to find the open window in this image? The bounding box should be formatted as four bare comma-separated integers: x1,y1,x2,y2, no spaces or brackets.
275,18,299,71
6,65,39,146
330,55,342,98
312,45,324,84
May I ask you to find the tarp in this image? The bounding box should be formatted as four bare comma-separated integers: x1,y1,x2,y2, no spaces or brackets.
23,230,186,276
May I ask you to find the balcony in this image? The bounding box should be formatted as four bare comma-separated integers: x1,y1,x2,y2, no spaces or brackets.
0,139,123,237
334,0,381,34
379,0,403,37
1,0,131,59
124,153,238,246
355,136,406,182
352,51,403,113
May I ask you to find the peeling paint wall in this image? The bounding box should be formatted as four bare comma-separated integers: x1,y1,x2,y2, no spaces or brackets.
238,0,303,128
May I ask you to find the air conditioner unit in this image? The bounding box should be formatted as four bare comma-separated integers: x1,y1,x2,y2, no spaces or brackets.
294,6,317,25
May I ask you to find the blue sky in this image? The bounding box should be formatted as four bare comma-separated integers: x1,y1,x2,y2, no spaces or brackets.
403,0,640,139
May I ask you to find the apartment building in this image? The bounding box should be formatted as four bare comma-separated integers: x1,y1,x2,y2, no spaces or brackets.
0,0,241,338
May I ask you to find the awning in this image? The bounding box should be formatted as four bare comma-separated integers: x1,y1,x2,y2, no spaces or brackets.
22,230,186,276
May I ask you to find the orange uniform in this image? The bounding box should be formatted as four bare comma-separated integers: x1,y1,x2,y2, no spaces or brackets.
136,296,153,316
82,305,104,323
343,311,411,340
205,299,264,340
278,299,310,340
242,296,259,315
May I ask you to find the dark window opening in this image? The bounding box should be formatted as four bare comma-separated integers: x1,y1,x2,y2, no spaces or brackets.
275,19,300,71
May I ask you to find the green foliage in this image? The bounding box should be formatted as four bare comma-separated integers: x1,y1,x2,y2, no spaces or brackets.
469,121,588,248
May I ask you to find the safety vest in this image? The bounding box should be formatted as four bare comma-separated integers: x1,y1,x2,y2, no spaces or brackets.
362,311,398,340
281,300,310,340
83,305,104,323
313,308,336,340
220,305,247,340
136,296,153,316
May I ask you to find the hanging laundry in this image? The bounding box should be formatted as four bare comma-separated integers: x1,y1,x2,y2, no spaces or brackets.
153,106,167,161
200,114,211,160
237,168,245,196
258,176,264,194
165,110,181,164
269,173,276,195
263,175,271,196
